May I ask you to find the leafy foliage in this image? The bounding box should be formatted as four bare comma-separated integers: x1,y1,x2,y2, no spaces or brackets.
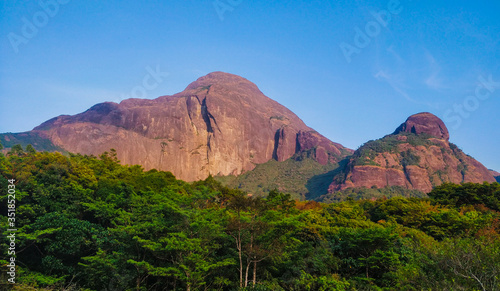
1,146,499,290
318,186,425,203
351,133,433,166
400,149,420,167
0,132,66,153
216,156,339,200
429,182,500,212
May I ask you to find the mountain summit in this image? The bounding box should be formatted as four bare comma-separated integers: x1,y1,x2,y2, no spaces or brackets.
8,72,351,181
1,76,495,197
393,112,450,140
328,112,495,193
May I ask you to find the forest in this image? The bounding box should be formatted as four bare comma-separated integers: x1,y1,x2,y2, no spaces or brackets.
1,144,499,290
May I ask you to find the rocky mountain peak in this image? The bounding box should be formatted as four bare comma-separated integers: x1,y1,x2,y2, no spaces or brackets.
328,112,494,194
393,112,449,140
16,72,352,182
185,71,261,94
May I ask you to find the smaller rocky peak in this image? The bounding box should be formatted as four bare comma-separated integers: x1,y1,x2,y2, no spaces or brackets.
393,112,449,140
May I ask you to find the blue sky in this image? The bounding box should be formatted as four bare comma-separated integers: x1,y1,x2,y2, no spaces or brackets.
1,0,499,170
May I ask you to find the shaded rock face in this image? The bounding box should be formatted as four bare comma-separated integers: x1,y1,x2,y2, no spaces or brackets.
296,130,350,165
491,170,500,183
330,113,495,193
32,72,350,181
394,112,449,140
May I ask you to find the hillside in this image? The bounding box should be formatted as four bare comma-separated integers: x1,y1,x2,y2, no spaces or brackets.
215,152,347,200
1,76,496,199
0,72,352,181
328,113,496,193
491,170,500,183
1,149,499,290
0,132,65,153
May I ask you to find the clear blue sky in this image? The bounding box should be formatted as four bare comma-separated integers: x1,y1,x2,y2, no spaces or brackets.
1,0,499,170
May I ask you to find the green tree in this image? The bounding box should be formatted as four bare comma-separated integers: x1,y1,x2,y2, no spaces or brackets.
292,271,350,291
398,236,500,290
331,226,402,287
438,237,500,291
130,207,234,291
430,182,500,212
15,212,110,285
226,192,287,288
266,189,296,213
26,144,36,154
8,144,24,156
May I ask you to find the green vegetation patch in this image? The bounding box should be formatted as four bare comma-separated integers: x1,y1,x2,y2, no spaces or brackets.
216,156,339,200
0,132,66,153
0,147,499,290
352,132,433,166
400,149,420,167
317,185,426,203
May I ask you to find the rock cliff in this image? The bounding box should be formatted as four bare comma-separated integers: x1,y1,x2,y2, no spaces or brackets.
329,113,496,193
491,170,500,183
28,72,351,181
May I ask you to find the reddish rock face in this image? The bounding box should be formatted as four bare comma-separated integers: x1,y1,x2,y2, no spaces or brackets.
394,112,449,140
330,112,496,193
32,72,351,181
296,130,352,165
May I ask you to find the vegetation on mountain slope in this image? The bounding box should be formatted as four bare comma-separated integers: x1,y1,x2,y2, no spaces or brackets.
215,153,342,201
1,144,499,290
0,132,65,153
350,132,434,167
330,132,495,193
317,186,426,203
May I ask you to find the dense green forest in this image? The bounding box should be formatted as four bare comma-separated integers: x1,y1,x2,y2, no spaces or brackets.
1,145,500,290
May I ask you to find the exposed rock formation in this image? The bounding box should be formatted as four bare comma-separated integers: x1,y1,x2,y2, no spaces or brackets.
393,112,449,140
329,113,496,193
491,170,500,183
26,72,351,181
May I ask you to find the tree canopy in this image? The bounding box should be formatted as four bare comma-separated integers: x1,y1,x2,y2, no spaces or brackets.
1,145,499,290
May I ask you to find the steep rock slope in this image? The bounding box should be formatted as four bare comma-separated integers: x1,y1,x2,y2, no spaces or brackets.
21,72,351,181
491,170,500,183
329,113,496,193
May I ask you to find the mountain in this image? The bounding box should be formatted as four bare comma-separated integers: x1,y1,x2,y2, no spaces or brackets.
1,72,352,181
2,76,495,199
491,170,500,183
328,113,496,193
